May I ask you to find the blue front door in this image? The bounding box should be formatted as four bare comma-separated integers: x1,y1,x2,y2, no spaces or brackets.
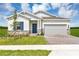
32,23,37,33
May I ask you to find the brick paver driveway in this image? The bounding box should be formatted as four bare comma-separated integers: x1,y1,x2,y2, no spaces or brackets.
45,35,79,44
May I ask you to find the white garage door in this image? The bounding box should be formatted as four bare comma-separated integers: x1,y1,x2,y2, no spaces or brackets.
44,24,67,37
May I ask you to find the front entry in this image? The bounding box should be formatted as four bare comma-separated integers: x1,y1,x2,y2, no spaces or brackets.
32,23,37,33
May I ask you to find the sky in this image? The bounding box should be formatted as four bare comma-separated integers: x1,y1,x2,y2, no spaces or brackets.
0,3,79,27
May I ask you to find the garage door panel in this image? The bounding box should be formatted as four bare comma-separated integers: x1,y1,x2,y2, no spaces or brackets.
44,24,67,37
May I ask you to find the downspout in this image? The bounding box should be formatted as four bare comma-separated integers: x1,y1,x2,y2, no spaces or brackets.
69,19,71,35
68,23,71,35
68,19,71,35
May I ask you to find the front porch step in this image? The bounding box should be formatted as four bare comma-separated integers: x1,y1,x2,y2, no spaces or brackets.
30,34,38,36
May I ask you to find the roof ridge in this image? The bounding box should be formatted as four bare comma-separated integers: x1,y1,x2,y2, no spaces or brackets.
7,10,70,19
34,10,70,19
7,11,41,19
21,11,41,19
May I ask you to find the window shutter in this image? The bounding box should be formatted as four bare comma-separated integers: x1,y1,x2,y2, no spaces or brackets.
20,22,24,31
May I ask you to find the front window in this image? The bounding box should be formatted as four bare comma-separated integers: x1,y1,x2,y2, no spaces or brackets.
14,22,24,31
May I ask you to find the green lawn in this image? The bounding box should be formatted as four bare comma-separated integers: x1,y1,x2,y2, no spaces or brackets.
0,27,47,45
0,36,47,45
0,50,51,56
0,27,8,36
70,27,79,37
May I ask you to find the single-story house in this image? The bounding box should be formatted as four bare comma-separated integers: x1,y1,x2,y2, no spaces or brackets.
7,10,70,36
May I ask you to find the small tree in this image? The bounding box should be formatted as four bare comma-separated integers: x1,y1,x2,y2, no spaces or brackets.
13,9,17,31
12,9,18,39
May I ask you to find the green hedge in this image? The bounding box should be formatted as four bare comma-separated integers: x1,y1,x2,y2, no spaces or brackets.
70,27,79,29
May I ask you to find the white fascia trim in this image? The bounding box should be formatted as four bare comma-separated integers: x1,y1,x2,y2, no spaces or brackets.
43,23,69,24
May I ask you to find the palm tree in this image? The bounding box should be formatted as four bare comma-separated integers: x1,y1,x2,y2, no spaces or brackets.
13,9,17,31
12,9,18,39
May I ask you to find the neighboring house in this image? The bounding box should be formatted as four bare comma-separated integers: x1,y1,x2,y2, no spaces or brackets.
7,10,70,36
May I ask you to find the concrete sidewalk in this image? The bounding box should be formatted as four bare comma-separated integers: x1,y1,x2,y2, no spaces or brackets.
0,45,79,56
0,45,79,50
49,50,79,56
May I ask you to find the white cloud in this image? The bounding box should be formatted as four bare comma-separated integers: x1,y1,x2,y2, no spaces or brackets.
38,3,47,11
58,7,74,18
50,3,70,9
58,6,78,18
50,3,78,18
32,3,50,13
5,3,15,12
32,4,39,13
21,3,30,12
50,3,61,9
